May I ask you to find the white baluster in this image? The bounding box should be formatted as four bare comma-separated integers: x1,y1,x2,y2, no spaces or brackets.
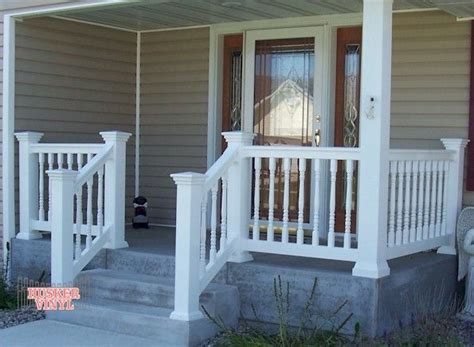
442,161,449,235
75,154,83,258
388,161,397,247
403,161,411,244
86,153,93,250
410,161,419,243
220,175,228,250
423,161,432,239
429,161,438,238
436,161,443,237
328,159,337,247
282,157,290,244
396,161,404,246
252,157,261,241
57,153,63,169
38,153,45,221
97,166,104,237
344,160,354,249
48,153,54,221
312,159,321,246
417,161,425,241
268,157,276,242
209,184,218,265
67,153,73,170
200,196,207,275
296,158,306,245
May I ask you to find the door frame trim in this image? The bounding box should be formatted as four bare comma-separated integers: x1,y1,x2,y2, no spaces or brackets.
206,13,363,169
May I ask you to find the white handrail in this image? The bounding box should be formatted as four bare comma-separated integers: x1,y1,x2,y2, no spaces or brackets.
203,145,239,192
241,145,361,160
16,131,131,286
389,149,455,161
75,144,112,190
30,143,104,154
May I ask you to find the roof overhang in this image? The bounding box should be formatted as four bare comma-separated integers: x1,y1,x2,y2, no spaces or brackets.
10,0,474,32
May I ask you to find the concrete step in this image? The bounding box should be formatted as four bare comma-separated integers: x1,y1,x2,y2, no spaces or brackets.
75,269,233,311
49,269,240,346
48,298,216,347
106,248,176,278
75,269,175,308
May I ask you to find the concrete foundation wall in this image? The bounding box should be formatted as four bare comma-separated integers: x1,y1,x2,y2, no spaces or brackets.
10,237,458,337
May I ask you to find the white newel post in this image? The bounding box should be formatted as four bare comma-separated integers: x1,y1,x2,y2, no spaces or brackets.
170,172,206,321
48,169,77,286
223,132,254,263
100,131,131,249
15,132,44,240
352,0,392,278
438,138,469,255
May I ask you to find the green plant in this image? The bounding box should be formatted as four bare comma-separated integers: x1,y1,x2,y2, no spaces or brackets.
0,276,16,310
203,276,355,347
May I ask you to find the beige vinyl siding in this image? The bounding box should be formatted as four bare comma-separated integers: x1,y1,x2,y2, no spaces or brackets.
140,28,209,225
391,11,473,205
0,13,3,262
14,17,136,223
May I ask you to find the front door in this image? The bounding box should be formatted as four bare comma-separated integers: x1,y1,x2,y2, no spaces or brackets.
243,27,324,227
220,26,361,234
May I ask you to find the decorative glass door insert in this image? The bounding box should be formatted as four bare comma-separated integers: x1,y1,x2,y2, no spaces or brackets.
243,28,324,230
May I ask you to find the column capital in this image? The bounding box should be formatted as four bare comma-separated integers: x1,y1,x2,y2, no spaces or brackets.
100,131,131,143
15,132,43,143
222,132,255,146
171,172,206,186
441,138,469,151
46,169,78,181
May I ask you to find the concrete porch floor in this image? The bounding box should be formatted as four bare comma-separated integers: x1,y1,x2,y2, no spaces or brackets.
10,226,458,337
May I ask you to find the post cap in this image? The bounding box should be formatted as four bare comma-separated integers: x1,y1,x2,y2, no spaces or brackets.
170,172,206,186
15,132,44,143
441,138,469,150
46,169,78,180
100,131,132,143
222,132,255,145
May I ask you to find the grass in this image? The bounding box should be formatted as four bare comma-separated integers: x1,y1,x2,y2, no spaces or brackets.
204,276,465,347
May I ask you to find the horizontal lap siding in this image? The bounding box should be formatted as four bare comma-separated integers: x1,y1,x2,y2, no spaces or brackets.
141,28,209,225
14,17,136,223
0,14,3,263
391,11,474,205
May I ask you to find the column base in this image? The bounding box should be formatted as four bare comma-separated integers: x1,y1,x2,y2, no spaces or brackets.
104,240,129,250
16,231,43,240
170,310,204,321
352,260,390,279
228,251,253,263
437,246,456,255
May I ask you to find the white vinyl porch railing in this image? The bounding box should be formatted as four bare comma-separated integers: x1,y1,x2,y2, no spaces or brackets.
386,139,468,259
16,131,131,285
171,132,468,321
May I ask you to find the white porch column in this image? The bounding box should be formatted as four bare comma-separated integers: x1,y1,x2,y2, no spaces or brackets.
2,15,15,268
100,131,131,249
352,0,393,278
438,138,469,255
170,172,205,321
223,132,254,263
15,132,44,240
48,169,77,286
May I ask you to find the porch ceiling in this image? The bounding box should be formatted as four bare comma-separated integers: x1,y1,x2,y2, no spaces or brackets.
51,0,474,32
